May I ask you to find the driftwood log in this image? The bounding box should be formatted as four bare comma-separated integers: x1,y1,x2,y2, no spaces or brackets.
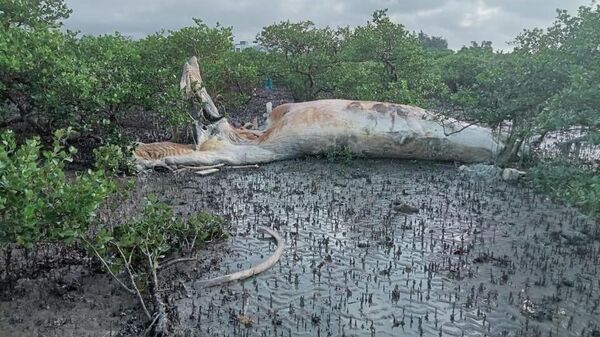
195,226,284,289
134,57,503,169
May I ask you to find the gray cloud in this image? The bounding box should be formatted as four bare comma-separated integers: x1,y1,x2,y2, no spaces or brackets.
63,0,591,49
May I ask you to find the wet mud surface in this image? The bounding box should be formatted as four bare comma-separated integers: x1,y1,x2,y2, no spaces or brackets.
141,159,599,337
1,158,598,337
0,264,139,337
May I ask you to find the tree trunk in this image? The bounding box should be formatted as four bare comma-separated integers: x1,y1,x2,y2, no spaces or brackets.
4,248,12,290
496,127,524,167
0,116,22,128
148,256,168,336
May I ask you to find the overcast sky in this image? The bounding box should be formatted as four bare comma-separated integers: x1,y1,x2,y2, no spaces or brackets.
63,0,592,50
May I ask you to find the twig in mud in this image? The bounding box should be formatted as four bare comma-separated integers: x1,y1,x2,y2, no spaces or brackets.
183,163,225,170
223,164,260,169
157,257,200,271
194,168,220,176
116,245,152,320
143,313,160,337
80,237,136,295
195,226,284,288
173,163,224,174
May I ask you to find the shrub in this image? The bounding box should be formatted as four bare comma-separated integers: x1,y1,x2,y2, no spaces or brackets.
84,195,225,335
0,128,225,334
529,161,599,220
93,143,136,175
0,128,116,248
325,145,355,163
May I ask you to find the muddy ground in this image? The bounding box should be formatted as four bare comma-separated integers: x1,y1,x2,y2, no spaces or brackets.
1,158,598,337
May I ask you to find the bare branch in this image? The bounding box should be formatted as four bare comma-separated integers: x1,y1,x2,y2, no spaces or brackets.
146,243,168,336
80,237,136,295
223,164,260,169
157,257,199,271
143,314,161,337
116,245,152,320
437,118,480,137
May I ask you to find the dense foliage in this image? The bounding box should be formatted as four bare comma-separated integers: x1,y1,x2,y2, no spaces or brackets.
434,6,599,163
0,0,71,28
257,20,342,101
256,10,440,105
0,2,262,143
530,161,599,219
0,129,115,248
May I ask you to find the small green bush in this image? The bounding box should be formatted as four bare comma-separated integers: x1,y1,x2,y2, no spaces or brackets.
529,161,599,220
325,145,354,163
0,128,225,334
84,195,225,333
93,143,136,175
0,129,116,248
91,195,225,275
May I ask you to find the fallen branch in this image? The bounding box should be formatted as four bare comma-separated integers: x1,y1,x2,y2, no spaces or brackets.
174,164,225,174
224,164,260,169
195,168,220,176
195,226,284,288
152,163,174,172
157,257,199,271
182,163,225,170
438,119,480,137
174,164,258,174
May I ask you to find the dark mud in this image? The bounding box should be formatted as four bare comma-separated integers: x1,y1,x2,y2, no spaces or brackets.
1,158,598,337
0,266,138,337
139,159,599,337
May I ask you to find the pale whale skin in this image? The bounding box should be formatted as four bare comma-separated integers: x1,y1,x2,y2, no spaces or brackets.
135,99,503,169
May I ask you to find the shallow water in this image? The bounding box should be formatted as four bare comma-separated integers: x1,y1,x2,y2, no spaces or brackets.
142,159,599,337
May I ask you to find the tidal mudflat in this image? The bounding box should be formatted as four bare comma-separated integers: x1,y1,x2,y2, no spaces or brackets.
139,158,599,337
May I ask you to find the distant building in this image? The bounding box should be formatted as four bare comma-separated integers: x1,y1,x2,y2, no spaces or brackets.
234,40,267,52
234,40,248,52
